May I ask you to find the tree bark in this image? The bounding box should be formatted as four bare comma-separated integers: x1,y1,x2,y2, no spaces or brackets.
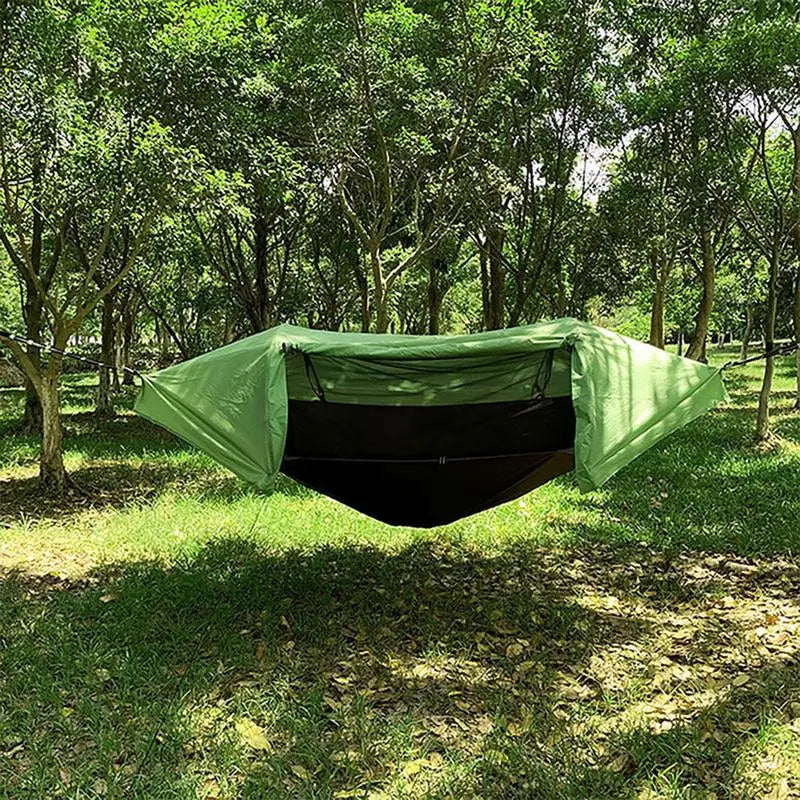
375,292,390,333
253,210,270,331
21,292,43,432
96,289,116,414
486,225,505,330
686,226,715,362
793,272,800,410
740,304,754,361
38,370,66,493
479,243,490,331
756,249,779,441
371,251,391,334
120,292,138,385
353,263,370,332
157,319,171,365
427,256,448,335
649,283,665,349
791,127,800,410
113,312,123,392
223,310,235,345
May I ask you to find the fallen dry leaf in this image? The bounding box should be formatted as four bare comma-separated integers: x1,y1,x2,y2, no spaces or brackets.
235,718,271,751
291,764,311,781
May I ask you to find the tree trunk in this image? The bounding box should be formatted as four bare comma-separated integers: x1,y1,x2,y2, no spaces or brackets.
21,292,43,432
353,263,370,332
375,291,390,333
253,210,270,331
791,129,800,409
20,157,45,431
427,257,448,335
649,283,665,349
740,304,754,361
479,243,490,331
113,315,123,392
223,311,235,345
157,319,171,364
486,225,505,330
96,290,116,414
686,227,715,362
793,272,800,410
371,251,390,334
39,371,67,493
120,293,137,385
756,250,779,441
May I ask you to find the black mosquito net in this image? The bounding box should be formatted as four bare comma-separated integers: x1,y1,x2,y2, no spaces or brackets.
281,396,576,526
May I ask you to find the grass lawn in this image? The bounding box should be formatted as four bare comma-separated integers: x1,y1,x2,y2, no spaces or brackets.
1,348,800,799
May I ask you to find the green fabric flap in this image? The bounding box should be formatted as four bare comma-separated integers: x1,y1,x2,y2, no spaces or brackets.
568,325,729,490
134,330,287,491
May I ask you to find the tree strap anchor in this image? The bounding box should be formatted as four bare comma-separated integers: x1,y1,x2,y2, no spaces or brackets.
721,341,799,371
0,328,142,379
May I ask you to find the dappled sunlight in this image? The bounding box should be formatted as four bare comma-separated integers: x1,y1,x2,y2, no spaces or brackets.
3,535,800,797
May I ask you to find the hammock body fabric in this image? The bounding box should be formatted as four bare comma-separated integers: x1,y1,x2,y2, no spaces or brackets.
134,318,728,526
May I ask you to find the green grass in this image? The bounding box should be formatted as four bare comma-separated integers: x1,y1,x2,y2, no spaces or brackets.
1,349,800,799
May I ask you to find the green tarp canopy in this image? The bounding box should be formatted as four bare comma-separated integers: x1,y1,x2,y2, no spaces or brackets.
134,318,728,525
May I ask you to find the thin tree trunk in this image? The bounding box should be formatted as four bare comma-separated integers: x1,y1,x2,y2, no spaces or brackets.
371,251,390,333
793,272,800,410
686,227,715,362
253,211,270,330
375,293,390,333
120,294,137,385
479,243,490,331
96,290,116,414
223,310,235,345
740,304,754,361
158,319,171,364
112,314,123,392
354,264,370,332
790,129,800,409
427,257,447,335
487,225,505,330
39,370,66,493
756,249,779,441
21,158,45,431
21,292,43,432
649,283,665,349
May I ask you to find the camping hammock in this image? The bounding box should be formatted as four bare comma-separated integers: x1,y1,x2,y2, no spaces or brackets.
131,318,729,527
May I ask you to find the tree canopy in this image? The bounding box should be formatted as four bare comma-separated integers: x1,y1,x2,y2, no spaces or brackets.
1,0,800,488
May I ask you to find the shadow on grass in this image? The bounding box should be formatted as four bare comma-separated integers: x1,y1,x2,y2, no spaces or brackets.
0,537,798,798
0,411,187,459
569,405,800,555
0,461,310,525
0,539,652,799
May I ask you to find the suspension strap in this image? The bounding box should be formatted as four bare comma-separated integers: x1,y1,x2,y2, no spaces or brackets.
0,328,142,378
722,341,799,371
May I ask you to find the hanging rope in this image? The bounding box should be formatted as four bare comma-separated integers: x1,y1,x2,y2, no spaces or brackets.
722,341,799,371
0,328,142,378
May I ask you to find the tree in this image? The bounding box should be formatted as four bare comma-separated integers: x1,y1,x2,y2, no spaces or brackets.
291,0,512,332
716,11,800,433
0,2,194,490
